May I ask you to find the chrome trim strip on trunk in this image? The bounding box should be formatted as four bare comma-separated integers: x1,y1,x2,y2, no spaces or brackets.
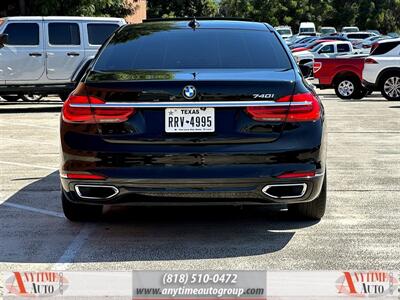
70,101,312,108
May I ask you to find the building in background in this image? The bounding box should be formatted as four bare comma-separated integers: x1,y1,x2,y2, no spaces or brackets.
125,0,146,23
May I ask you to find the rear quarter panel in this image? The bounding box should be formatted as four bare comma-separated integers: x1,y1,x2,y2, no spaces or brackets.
315,58,364,86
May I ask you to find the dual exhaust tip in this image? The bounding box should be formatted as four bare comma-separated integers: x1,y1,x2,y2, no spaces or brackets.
75,183,307,200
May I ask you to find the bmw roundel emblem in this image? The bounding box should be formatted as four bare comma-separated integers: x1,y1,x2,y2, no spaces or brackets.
182,85,197,100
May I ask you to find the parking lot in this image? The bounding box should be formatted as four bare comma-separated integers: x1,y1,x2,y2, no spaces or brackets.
0,90,399,271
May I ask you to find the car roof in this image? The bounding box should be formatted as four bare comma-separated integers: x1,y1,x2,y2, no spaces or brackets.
345,31,374,34
376,37,400,44
319,41,350,45
2,16,125,22
132,20,272,31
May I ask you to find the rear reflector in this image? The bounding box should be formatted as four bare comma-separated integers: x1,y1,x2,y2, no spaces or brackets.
66,173,107,180
277,171,316,179
313,62,322,73
62,94,135,124
246,93,321,122
365,58,378,64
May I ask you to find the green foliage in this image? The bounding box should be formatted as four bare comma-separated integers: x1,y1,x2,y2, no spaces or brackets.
218,0,400,33
147,0,219,18
0,0,135,17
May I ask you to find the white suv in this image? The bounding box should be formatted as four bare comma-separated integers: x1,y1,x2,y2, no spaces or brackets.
362,38,400,100
0,16,125,101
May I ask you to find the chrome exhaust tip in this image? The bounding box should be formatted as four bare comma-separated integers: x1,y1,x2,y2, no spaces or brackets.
262,183,307,199
75,185,119,200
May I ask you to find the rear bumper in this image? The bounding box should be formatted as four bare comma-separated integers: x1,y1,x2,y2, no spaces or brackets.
61,172,325,206
362,79,377,90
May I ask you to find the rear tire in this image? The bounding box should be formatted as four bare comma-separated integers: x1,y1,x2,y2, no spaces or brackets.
334,77,359,99
289,174,327,220
62,192,103,222
352,87,368,99
1,95,21,101
59,93,70,102
380,73,400,101
21,94,44,102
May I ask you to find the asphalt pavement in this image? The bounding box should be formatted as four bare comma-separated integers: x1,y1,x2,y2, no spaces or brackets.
0,91,399,271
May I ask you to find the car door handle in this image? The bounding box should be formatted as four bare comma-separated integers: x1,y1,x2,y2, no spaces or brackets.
29,52,42,57
67,52,80,57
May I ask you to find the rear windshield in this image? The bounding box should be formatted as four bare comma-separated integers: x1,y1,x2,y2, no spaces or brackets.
93,27,291,71
277,29,291,35
371,41,400,55
347,33,371,39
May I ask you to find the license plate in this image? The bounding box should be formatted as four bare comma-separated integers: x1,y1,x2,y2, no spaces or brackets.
165,108,215,133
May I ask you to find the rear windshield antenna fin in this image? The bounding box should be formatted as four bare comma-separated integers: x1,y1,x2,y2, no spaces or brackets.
188,17,200,30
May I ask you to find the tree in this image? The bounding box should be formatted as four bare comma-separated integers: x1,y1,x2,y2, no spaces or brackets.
0,0,135,17
219,0,400,33
147,0,219,18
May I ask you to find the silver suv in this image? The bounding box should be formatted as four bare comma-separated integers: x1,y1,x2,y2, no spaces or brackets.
0,16,125,101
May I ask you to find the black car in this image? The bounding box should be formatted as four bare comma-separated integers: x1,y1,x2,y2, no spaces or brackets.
60,19,327,221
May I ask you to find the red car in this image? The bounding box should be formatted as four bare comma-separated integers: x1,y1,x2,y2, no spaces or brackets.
312,57,369,99
292,39,334,53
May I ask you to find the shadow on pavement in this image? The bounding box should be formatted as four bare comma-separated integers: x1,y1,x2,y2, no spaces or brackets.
0,171,319,263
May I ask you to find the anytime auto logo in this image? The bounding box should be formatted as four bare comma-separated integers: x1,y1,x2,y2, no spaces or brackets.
5,272,69,297
336,271,398,297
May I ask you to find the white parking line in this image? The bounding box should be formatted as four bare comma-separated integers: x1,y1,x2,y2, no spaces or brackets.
0,199,92,271
52,225,94,271
2,202,64,218
1,137,58,146
0,160,58,171
0,121,58,130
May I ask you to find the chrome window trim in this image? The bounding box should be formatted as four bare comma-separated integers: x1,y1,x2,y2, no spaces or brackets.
70,101,312,108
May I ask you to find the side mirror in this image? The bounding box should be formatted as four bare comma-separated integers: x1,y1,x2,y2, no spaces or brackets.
0,34,8,48
299,63,313,78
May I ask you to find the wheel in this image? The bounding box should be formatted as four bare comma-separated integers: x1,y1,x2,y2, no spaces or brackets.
59,93,70,102
289,174,327,220
62,192,103,222
380,74,400,101
334,77,358,99
21,94,44,102
1,95,21,101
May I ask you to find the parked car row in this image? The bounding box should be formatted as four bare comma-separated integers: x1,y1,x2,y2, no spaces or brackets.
0,16,126,101
311,38,400,101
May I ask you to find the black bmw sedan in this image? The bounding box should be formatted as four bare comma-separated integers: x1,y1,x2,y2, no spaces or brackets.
60,19,327,221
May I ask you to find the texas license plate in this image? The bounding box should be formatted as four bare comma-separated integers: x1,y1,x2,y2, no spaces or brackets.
165,108,215,133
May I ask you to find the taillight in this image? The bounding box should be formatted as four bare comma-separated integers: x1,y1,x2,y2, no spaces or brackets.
277,171,316,179
246,93,321,122
313,62,322,73
66,173,107,180
62,94,135,123
365,58,378,64
370,43,379,53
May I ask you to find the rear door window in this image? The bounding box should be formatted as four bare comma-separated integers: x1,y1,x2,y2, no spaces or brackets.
319,45,334,54
371,41,400,55
3,23,39,45
337,43,350,53
48,22,80,45
87,23,119,45
94,27,292,70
